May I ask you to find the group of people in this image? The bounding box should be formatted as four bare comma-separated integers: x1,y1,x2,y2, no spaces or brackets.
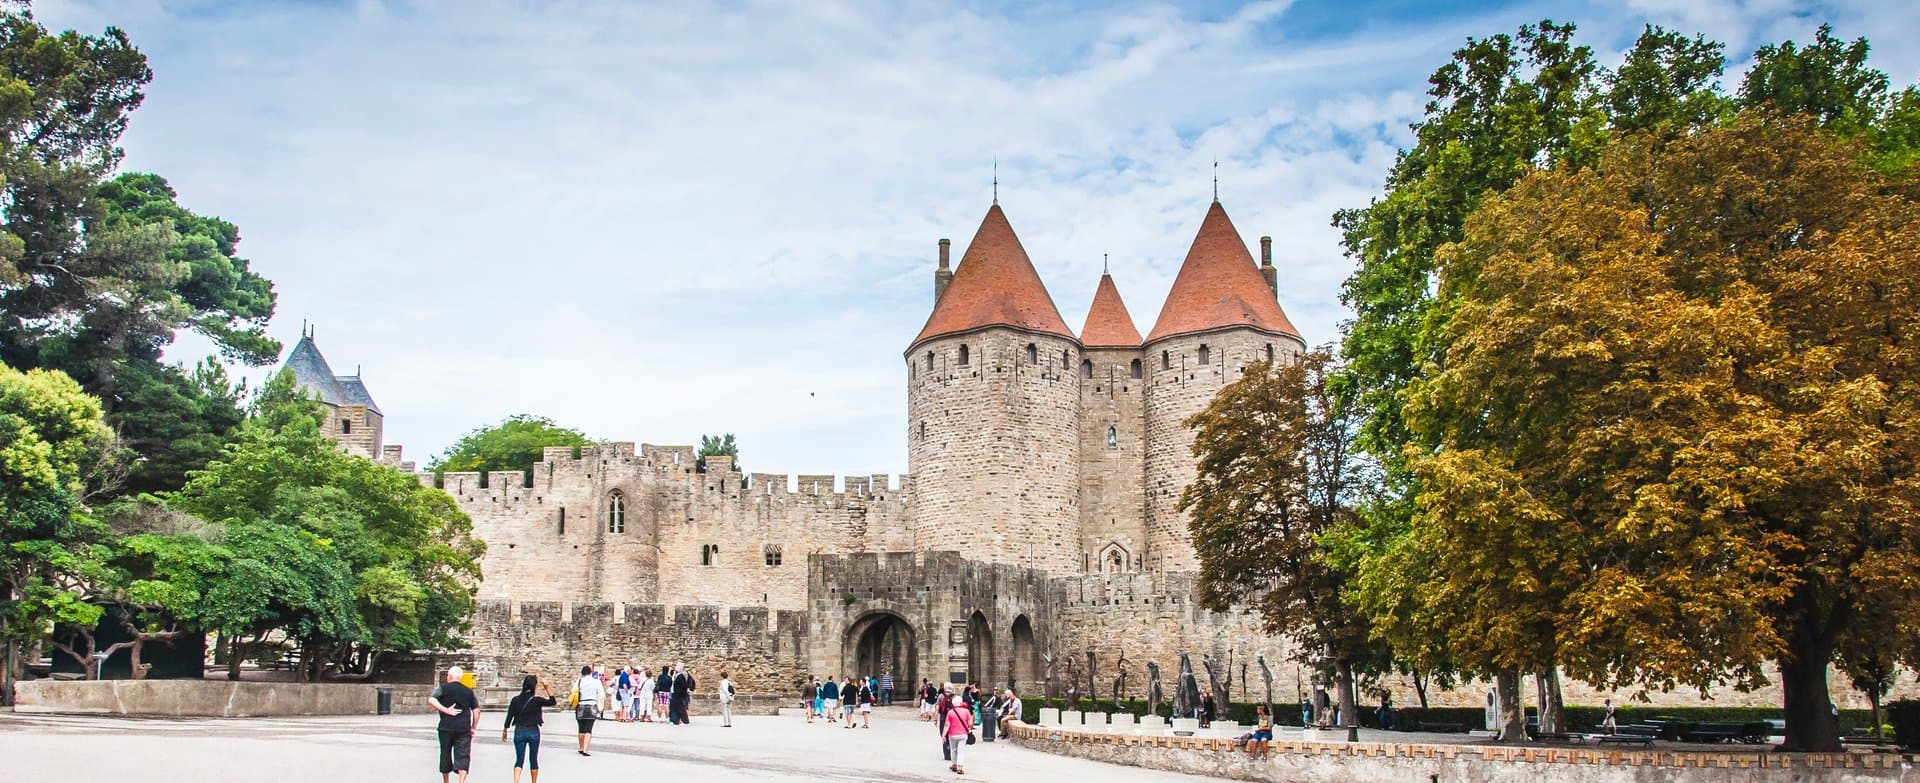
802,674,881,728
572,662,715,752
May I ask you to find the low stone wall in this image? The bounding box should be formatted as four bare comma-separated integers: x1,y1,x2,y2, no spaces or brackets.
1006,724,1919,783
11,680,438,717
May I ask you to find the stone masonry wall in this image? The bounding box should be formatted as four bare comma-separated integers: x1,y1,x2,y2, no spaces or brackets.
1143,328,1306,573
908,329,1082,574
464,598,808,695
1078,346,1148,574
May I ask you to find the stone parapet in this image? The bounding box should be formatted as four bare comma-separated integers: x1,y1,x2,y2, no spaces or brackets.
10,680,437,717
1008,723,1918,782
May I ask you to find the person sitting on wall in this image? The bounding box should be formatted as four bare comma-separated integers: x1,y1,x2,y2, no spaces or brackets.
1247,704,1273,760
999,689,1021,734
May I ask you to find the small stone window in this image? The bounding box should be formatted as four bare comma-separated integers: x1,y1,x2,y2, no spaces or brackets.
764,544,783,566
1198,344,1211,365
1130,358,1142,379
1026,343,1038,364
1061,349,1070,368
1265,343,1275,363
701,543,720,566
1162,351,1171,370
558,507,566,536
926,351,934,370
1106,426,1118,448
606,491,625,533
340,419,352,434
959,345,970,366
919,421,926,441
1081,359,1093,379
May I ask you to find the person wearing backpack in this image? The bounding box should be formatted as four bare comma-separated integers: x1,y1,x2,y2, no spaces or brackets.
719,670,737,727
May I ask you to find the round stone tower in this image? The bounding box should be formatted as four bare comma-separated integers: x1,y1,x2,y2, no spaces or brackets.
907,204,1083,574
1142,200,1306,573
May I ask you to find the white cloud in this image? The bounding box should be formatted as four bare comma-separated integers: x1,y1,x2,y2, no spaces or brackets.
27,0,1918,476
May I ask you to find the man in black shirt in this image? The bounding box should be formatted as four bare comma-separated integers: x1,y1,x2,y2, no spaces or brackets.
429,666,481,783
669,662,696,724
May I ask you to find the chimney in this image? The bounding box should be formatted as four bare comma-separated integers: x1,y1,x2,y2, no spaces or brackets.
1259,236,1277,298
935,238,953,301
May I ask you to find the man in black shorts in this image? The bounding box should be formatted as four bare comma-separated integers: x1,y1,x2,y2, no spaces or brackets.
428,665,481,783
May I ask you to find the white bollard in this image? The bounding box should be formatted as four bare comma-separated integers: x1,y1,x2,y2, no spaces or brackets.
1039,707,1061,726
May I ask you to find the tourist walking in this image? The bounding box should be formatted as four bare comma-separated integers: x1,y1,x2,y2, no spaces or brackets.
1199,692,1216,728
614,666,632,722
919,680,937,720
719,670,736,727
944,693,975,775
637,667,657,723
654,665,672,721
502,675,556,783
1246,704,1273,759
822,676,841,722
571,664,605,756
1602,698,1617,734
842,676,860,727
669,662,696,724
881,670,894,706
429,666,481,783
857,677,874,728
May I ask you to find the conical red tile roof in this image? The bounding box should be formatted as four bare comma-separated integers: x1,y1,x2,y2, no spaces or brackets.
1079,273,1141,347
1146,201,1300,343
912,205,1074,347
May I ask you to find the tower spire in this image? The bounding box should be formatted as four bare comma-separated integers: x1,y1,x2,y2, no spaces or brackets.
992,157,998,205
1212,158,1219,203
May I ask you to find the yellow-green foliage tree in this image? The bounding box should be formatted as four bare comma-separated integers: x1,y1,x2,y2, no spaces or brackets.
1399,113,1920,751
1183,350,1379,727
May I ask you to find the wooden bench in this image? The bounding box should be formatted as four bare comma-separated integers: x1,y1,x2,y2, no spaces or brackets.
1841,736,1903,753
1420,722,1465,734
1535,731,1585,744
1596,733,1654,746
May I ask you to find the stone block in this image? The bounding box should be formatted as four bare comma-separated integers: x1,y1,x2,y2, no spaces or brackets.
1110,713,1136,729
1039,707,1060,725
1170,717,1200,735
1062,709,1083,726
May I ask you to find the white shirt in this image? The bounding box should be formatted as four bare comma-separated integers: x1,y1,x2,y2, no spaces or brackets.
719,678,735,703
576,675,606,705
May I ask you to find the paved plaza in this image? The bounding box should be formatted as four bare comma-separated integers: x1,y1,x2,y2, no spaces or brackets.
0,708,1225,783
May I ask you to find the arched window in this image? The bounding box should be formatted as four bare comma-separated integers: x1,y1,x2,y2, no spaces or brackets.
701,543,720,566
1061,349,1070,368
1265,343,1274,363
1108,550,1124,572
606,491,625,534
926,351,934,370
1130,358,1142,379
918,421,926,441
1161,350,1171,370
1198,344,1211,365
1081,359,1093,379
1025,344,1038,364
959,345,970,366
1106,426,1118,448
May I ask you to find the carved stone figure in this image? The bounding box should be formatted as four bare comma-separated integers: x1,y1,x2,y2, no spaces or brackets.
1063,653,1082,710
1041,652,1057,700
1085,651,1097,701
1114,652,1130,702
1257,654,1275,716
1176,654,1199,717
1147,661,1163,718
1202,656,1230,718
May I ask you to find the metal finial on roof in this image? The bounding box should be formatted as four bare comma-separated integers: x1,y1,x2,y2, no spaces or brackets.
1103,253,1109,274
1213,158,1219,202
992,157,998,205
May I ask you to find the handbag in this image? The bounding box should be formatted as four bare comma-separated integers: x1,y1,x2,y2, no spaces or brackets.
966,730,977,745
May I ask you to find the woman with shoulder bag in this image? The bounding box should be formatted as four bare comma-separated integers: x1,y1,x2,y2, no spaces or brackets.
503,675,556,783
570,664,606,756
944,693,975,775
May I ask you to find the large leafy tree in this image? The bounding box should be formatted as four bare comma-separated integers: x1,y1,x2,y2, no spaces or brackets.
1405,114,1920,752
1182,350,1378,727
1739,24,1920,174
172,372,484,681
430,414,592,479
0,361,116,689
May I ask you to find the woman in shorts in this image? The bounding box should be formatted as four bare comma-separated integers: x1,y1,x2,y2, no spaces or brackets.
654,665,673,721
857,678,874,728
571,665,606,756
1247,704,1273,759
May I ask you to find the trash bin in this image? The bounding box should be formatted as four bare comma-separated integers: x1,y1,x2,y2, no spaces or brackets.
983,708,997,742
376,687,393,715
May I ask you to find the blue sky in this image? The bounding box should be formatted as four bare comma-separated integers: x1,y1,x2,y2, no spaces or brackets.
32,0,1920,477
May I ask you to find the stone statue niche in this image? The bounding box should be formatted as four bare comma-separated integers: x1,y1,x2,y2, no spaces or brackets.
1147,661,1164,719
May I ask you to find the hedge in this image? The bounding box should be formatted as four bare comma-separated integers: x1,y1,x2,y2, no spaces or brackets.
1889,700,1920,749
1014,697,1879,736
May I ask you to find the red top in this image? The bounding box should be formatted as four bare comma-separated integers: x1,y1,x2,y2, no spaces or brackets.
912,205,1074,349
1146,201,1301,343
945,705,975,737
1079,273,1142,347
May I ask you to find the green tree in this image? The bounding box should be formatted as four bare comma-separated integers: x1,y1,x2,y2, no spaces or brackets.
1405,114,1920,751
1182,350,1378,728
0,361,117,689
697,432,737,472
172,371,483,681
1740,24,1887,136
430,414,592,479
106,359,246,495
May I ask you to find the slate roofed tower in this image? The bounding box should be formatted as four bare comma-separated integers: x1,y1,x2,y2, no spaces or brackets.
280,326,389,461
907,204,1083,574
1142,200,1307,574
1076,271,1148,574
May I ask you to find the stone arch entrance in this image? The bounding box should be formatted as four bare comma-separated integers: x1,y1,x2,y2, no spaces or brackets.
1010,614,1037,694
966,610,994,687
845,612,916,683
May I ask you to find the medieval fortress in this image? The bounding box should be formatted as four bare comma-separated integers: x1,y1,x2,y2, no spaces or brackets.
287,198,1879,709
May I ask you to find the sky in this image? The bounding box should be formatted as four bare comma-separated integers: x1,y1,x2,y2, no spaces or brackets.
30,0,1920,479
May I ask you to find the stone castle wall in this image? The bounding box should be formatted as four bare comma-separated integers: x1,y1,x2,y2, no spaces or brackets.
465,598,809,695
908,330,1083,574
1077,346,1148,573
1143,329,1305,573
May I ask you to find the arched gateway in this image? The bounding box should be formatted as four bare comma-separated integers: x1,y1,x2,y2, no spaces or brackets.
844,612,917,683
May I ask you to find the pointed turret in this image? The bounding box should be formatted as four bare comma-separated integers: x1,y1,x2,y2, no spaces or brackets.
1079,273,1141,347
910,205,1074,348
283,332,347,406
1145,201,1300,344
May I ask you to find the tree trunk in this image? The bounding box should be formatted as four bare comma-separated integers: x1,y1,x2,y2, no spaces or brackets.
1536,668,1565,734
226,636,244,681
1496,668,1525,742
1779,625,1842,752
1412,668,1430,709
1334,658,1358,728
1870,692,1882,738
